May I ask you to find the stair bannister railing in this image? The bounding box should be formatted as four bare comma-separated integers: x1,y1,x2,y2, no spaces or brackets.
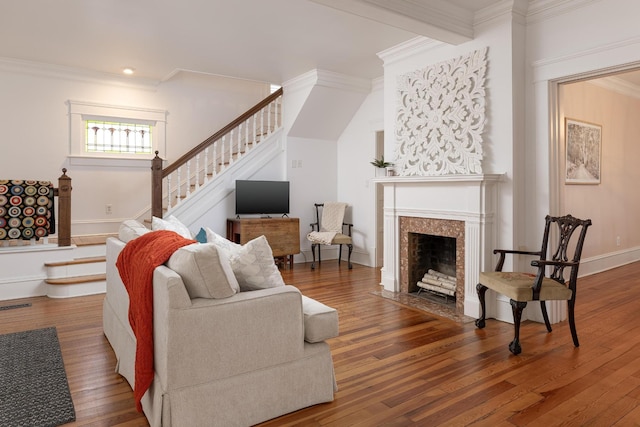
152,87,283,218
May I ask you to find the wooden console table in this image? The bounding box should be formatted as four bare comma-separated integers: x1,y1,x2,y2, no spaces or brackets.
226,217,300,268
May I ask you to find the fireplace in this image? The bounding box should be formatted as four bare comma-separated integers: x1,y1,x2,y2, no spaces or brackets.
374,174,502,319
400,216,465,313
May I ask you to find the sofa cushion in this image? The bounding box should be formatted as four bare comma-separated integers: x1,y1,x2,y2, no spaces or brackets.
167,243,240,299
301,296,339,343
152,215,192,239
118,219,151,243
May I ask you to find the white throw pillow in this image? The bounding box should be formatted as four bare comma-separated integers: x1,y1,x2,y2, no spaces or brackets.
205,227,241,257
152,215,192,239
166,243,240,299
206,229,284,291
118,219,150,243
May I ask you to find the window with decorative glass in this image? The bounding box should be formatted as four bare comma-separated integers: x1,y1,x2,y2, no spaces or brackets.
67,100,167,167
85,120,152,154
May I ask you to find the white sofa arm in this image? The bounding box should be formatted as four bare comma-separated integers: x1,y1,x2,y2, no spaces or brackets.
152,278,305,391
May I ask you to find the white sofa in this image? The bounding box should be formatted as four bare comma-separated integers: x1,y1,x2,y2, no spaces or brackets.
103,220,339,427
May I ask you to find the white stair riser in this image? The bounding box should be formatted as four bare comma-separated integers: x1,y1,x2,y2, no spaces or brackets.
71,244,106,258
47,280,106,298
46,261,106,279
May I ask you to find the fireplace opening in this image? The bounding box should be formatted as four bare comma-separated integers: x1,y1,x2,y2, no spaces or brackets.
408,233,457,304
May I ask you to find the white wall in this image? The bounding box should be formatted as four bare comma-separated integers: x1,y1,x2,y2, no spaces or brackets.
283,70,369,264
288,136,338,263
0,62,270,236
336,79,384,267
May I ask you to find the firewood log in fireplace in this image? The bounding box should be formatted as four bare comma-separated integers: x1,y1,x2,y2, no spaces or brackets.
417,269,456,297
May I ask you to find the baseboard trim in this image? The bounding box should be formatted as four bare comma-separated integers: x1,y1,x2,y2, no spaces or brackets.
580,246,640,277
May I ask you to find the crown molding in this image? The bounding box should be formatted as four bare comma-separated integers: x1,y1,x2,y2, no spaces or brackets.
377,36,445,66
526,0,601,24
0,57,160,90
283,69,372,94
475,0,528,26
311,0,473,45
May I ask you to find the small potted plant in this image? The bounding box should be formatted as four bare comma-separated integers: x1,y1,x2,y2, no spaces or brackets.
370,156,394,176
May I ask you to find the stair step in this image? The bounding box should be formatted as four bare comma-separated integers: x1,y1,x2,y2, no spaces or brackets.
49,233,116,246
45,273,106,285
44,256,106,268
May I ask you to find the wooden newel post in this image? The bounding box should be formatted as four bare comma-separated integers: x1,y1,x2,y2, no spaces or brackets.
57,168,72,247
151,151,164,219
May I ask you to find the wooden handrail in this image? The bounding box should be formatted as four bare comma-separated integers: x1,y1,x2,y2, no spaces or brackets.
162,87,283,178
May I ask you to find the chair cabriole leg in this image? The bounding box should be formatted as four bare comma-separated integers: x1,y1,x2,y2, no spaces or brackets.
311,243,317,269
509,300,527,355
568,299,580,347
347,243,353,269
475,283,487,328
540,301,552,332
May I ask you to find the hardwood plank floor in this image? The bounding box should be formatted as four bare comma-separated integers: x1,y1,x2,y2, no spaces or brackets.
1,260,640,426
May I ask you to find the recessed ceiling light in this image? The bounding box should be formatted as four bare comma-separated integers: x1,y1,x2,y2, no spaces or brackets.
122,67,135,75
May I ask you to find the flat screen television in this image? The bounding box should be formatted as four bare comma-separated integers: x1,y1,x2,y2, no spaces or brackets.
235,180,290,216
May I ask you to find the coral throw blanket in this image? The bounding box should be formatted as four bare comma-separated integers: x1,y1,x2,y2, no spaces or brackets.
116,230,195,411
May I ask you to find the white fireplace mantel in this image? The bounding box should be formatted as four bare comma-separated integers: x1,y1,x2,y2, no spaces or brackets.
374,174,504,319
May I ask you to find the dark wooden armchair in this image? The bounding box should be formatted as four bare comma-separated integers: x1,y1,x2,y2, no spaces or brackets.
476,214,592,355
307,202,353,269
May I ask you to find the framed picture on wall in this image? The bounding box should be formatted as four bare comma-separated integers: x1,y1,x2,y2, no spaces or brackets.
565,118,602,184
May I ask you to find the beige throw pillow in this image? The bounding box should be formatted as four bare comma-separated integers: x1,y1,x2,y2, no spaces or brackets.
167,243,240,299
205,229,285,291
204,227,241,256
228,235,286,291
118,219,150,243
152,215,192,239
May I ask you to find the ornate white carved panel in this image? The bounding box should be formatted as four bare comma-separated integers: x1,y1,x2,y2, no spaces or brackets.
394,47,488,176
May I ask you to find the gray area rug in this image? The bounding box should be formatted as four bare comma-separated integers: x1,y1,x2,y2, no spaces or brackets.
0,327,76,427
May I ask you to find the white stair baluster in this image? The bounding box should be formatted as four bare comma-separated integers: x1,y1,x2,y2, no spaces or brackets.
253,113,257,145
268,102,272,135
214,140,219,176
177,168,183,204
236,125,242,160
245,118,249,153
166,175,172,210
204,147,209,183
186,160,191,196
229,129,234,165
195,154,200,190
221,135,227,171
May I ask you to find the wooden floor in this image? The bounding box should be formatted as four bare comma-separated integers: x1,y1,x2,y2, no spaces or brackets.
2,261,640,426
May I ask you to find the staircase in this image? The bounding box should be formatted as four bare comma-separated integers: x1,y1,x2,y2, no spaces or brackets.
152,88,283,218
44,235,112,298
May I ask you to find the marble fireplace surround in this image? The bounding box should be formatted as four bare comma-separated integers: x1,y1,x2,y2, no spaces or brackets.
400,217,465,313
374,174,503,319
